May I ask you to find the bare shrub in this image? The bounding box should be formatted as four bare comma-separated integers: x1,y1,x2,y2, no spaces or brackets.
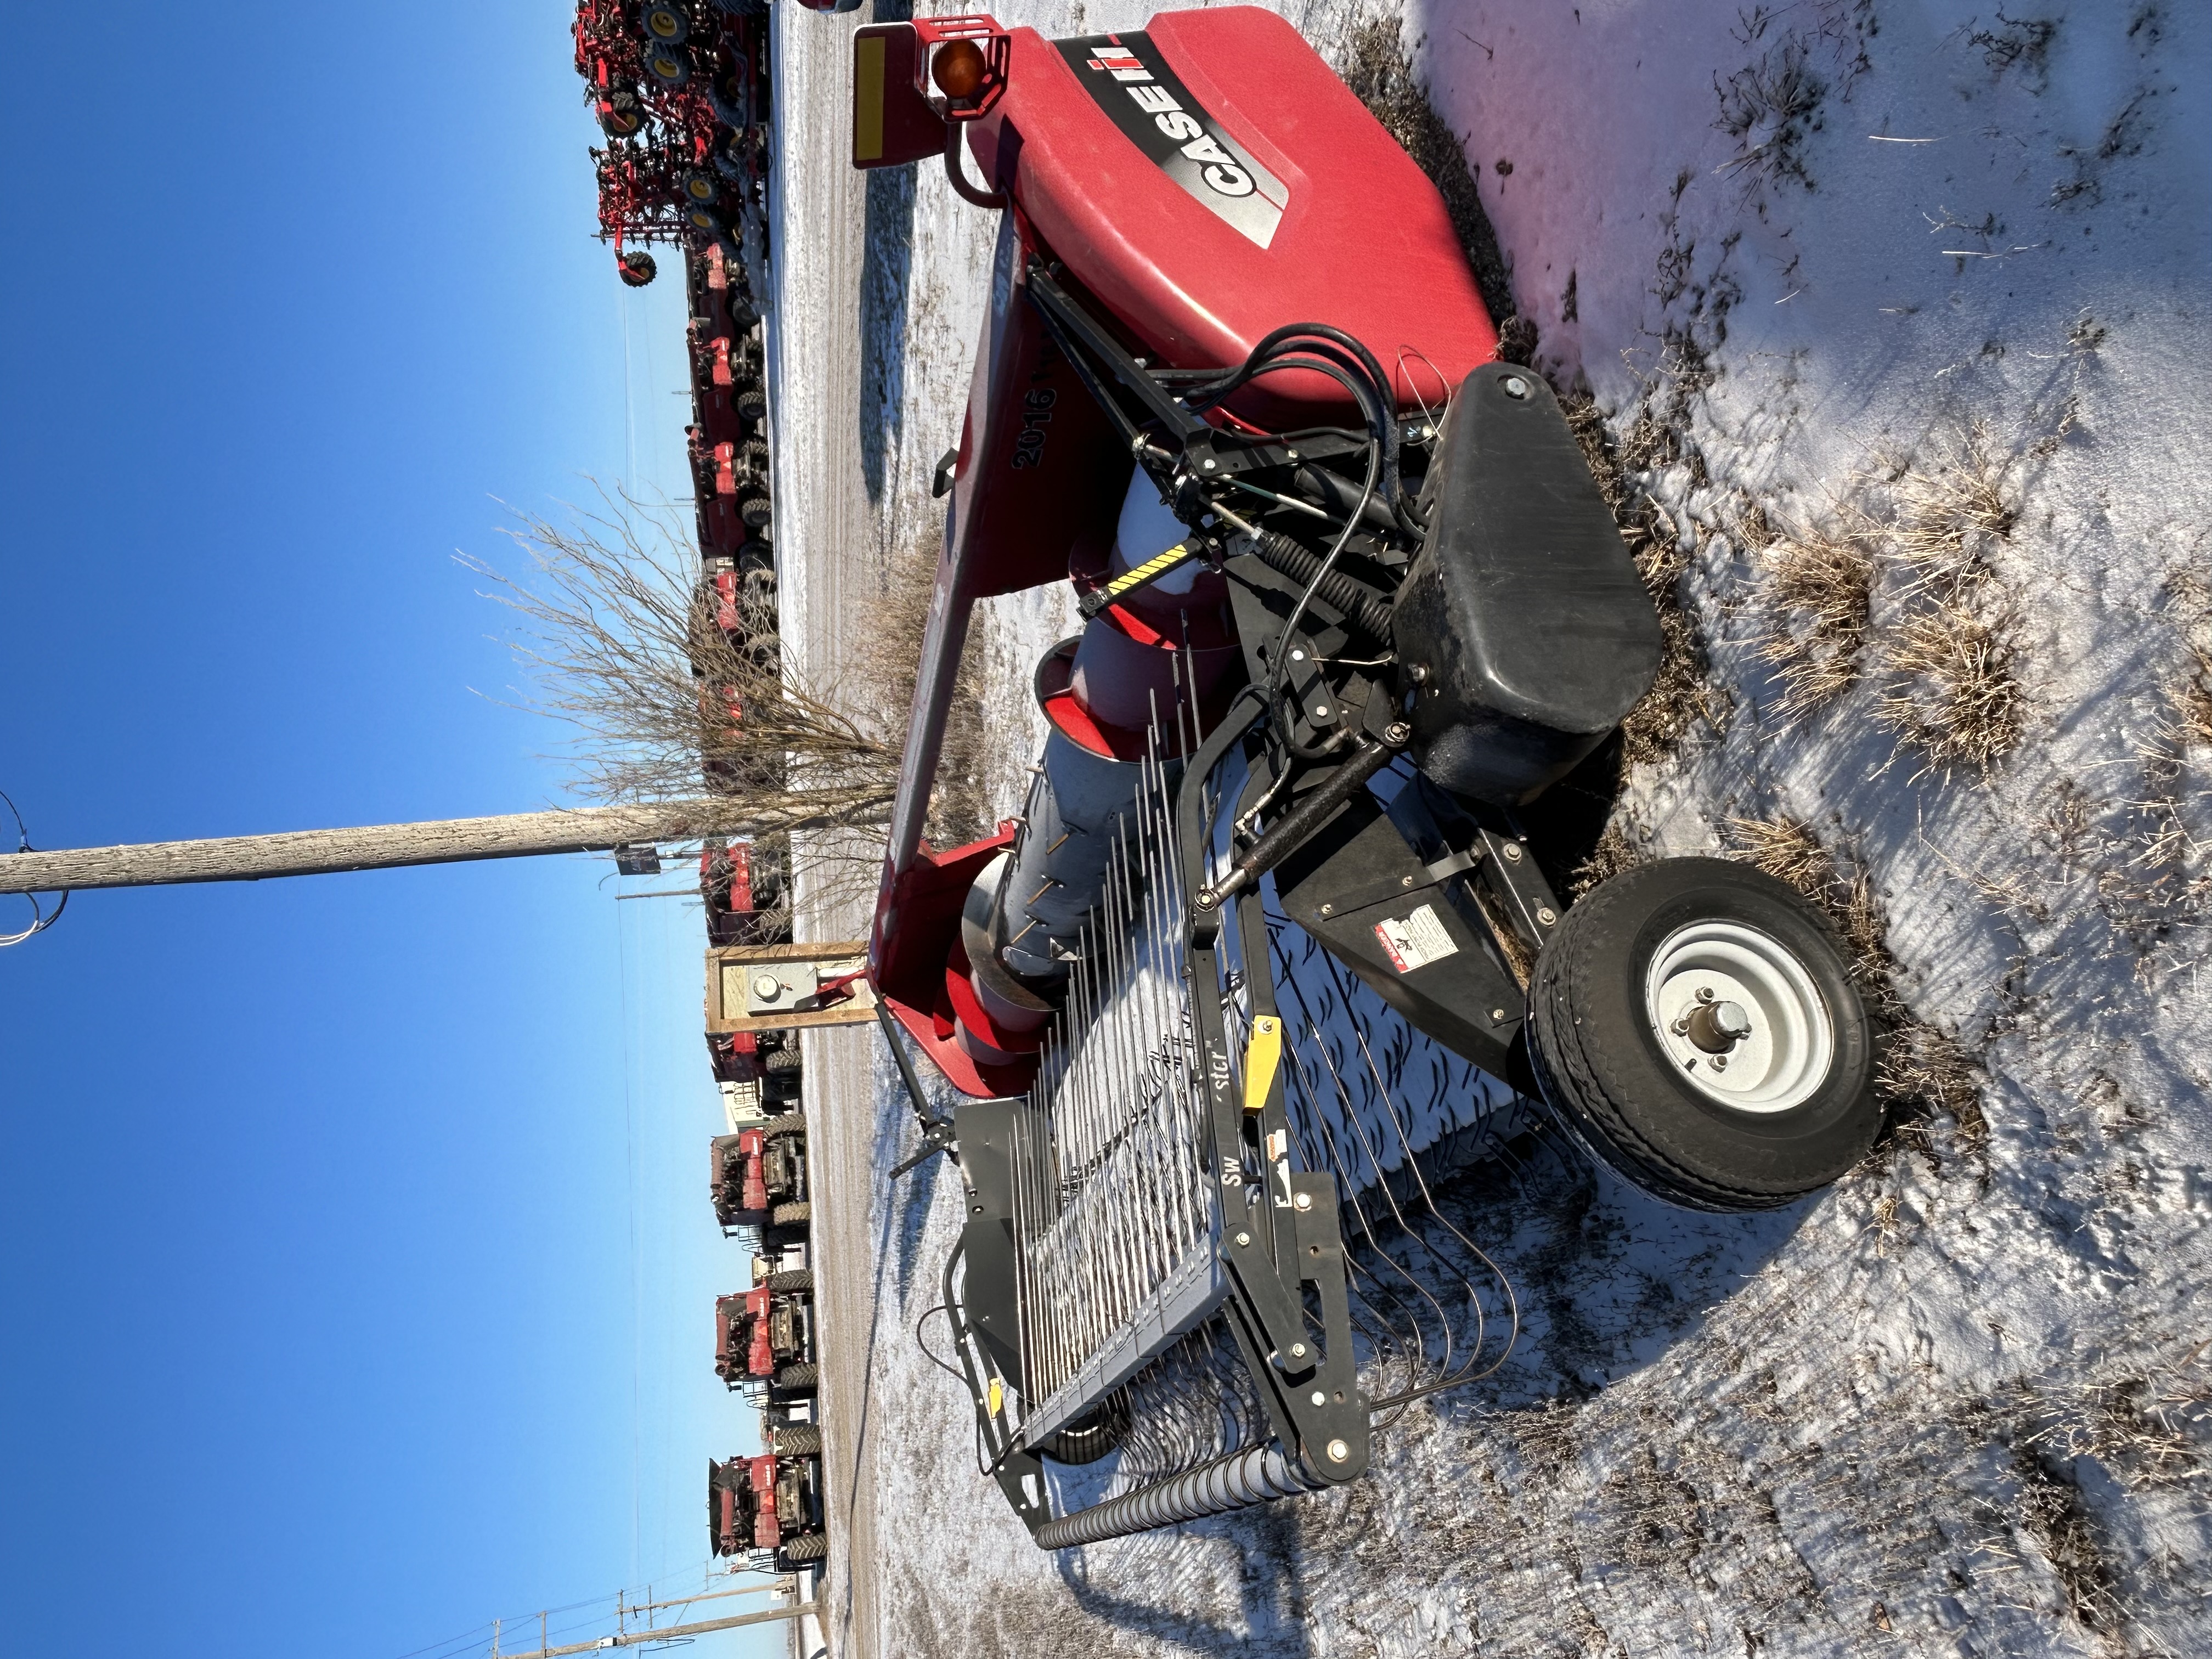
464,488,899,859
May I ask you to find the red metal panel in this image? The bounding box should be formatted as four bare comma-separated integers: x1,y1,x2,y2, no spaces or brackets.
966,7,1497,420
944,247,1128,602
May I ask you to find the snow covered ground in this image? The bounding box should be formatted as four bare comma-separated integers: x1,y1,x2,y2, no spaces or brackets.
772,2,2212,1653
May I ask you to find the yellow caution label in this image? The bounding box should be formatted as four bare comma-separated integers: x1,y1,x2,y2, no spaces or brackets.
1243,1015,1283,1113
986,1376,1005,1418
1101,542,1193,601
854,35,887,163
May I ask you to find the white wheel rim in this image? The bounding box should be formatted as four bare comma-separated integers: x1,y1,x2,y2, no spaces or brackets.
1643,919,1833,1114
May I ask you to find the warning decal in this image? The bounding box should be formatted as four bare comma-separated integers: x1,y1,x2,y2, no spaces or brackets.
1374,904,1459,974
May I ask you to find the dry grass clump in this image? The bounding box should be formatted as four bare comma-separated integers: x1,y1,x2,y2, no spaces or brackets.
1754,518,1876,718
1863,426,2027,776
1874,602,2025,774
1751,426,2029,777
1727,813,1986,1146
2170,644,2212,752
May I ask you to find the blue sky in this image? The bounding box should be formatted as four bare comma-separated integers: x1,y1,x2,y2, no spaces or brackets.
0,4,782,1654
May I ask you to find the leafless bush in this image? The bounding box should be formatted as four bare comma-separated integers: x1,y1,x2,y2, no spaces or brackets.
463,488,899,849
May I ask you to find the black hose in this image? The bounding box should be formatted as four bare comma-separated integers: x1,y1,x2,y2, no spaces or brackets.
1248,528,1394,644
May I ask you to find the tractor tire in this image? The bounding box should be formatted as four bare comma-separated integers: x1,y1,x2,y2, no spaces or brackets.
597,88,645,139
764,1269,814,1294
772,1423,822,1456
738,494,772,529
1525,857,1883,1212
639,2,687,44
763,1112,805,1138
616,251,658,288
642,46,691,88
681,171,721,206
733,386,767,422
780,1531,828,1565
684,202,726,237
770,1201,811,1227
774,1363,819,1392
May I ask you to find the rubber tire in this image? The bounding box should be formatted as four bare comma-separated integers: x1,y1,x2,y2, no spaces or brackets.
772,1423,822,1455
763,1113,805,1139
616,251,658,288
1525,856,1882,1211
640,2,687,44
733,386,767,422
643,47,691,88
739,494,771,529
774,1363,819,1391
764,1268,814,1293
681,170,721,206
780,1531,828,1565
770,1200,811,1227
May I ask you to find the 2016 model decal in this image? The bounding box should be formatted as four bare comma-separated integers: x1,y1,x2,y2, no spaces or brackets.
1057,32,1288,250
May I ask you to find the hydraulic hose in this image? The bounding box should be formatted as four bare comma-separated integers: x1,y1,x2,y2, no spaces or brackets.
1247,528,1394,644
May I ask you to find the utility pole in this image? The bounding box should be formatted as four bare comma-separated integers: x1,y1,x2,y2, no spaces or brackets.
0,792,889,898
496,1595,819,1658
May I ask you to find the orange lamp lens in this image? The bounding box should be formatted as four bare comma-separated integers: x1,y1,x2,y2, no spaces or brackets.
932,40,987,101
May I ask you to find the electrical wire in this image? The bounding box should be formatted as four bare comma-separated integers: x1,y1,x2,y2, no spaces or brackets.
0,789,66,947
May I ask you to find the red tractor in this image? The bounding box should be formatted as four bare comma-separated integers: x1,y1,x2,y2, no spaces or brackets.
708,1447,826,1570
714,1279,818,1396
708,1116,809,1236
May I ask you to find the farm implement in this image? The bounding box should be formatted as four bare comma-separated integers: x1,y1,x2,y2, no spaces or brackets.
853,8,1886,1547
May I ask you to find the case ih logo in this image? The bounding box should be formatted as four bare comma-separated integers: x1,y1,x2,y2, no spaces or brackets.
1058,31,1288,248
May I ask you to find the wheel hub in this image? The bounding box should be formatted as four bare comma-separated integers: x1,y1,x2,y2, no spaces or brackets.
1645,920,1835,1113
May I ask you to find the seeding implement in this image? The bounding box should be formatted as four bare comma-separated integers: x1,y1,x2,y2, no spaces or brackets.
572,1,777,294
856,7,1887,1547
